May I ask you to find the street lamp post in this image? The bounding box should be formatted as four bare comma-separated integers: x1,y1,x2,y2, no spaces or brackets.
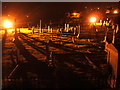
39,19,42,33
14,18,17,35
90,17,97,39
26,15,29,28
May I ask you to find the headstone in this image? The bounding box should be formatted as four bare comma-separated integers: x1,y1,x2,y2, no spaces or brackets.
39,20,42,33
77,25,81,38
103,28,108,42
67,24,69,32
78,25,80,34
74,27,77,35
42,29,44,33
112,29,115,44
51,28,53,33
106,44,118,88
48,26,50,33
116,24,119,33
32,26,35,34
65,23,67,31
72,37,75,43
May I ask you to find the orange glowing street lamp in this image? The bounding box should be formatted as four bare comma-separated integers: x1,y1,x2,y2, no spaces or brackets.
90,17,97,23
3,20,13,28
72,12,80,18
73,12,77,16
90,17,97,32
113,10,118,14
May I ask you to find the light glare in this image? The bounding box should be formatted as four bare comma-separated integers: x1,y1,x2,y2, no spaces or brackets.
90,17,96,23
3,20,13,28
113,10,118,14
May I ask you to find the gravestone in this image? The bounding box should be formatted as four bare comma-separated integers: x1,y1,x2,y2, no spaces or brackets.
106,44,118,88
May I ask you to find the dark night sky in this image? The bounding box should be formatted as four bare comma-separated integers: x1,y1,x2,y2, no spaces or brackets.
2,2,118,26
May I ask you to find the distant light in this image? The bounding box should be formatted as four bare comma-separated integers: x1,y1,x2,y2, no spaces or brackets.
100,20,102,23
97,8,100,9
3,20,13,28
72,12,80,18
104,21,106,23
85,6,87,9
106,10,110,14
96,23,102,26
26,15,29,18
73,12,77,16
113,10,118,14
90,17,96,23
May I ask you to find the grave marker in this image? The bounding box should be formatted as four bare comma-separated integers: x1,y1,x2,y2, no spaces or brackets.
106,44,118,88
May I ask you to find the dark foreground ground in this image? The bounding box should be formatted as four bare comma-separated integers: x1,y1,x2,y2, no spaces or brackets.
2,27,114,89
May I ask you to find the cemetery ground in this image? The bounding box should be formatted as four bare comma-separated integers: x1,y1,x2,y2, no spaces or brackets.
2,27,113,88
